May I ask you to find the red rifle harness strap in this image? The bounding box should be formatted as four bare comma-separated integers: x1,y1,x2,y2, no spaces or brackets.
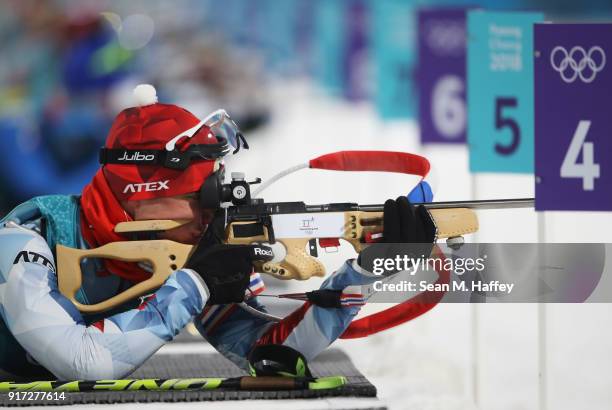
302,151,448,338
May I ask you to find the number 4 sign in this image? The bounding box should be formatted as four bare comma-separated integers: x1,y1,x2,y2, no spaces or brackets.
535,24,612,211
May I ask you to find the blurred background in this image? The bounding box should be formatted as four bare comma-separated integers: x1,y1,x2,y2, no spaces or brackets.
1,0,612,409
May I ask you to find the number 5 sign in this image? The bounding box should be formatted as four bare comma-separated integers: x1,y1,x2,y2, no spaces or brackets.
535,24,612,211
467,10,543,172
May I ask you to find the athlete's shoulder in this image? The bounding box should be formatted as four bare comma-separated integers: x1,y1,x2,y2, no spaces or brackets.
0,222,55,280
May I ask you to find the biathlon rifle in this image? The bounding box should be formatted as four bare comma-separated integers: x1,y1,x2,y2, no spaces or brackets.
55,151,534,314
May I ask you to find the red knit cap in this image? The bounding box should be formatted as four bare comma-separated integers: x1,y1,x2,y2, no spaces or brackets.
102,85,217,201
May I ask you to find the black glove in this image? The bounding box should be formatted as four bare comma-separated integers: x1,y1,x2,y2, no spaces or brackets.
199,209,226,247
185,211,274,305
358,196,436,274
382,196,436,243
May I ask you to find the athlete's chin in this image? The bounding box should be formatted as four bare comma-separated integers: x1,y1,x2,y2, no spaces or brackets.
158,232,202,245
185,236,202,245
175,236,201,245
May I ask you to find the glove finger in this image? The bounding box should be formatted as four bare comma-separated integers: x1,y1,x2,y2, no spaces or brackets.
383,199,400,243
417,205,437,243
232,273,252,303
397,196,424,243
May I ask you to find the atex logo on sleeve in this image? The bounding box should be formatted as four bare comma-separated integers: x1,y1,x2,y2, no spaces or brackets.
123,180,170,194
13,251,56,273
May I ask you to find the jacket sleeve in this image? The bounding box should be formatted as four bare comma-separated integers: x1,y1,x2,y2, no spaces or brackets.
0,223,209,380
195,259,377,368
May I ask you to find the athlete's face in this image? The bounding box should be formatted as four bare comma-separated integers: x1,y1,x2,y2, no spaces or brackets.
123,195,214,244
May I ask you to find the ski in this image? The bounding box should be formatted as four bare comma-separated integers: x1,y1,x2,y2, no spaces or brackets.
0,376,346,393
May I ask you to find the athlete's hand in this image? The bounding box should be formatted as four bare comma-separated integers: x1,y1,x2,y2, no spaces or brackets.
382,196,436,243
357,197,436,274
185,243,274,305
186,210,274,305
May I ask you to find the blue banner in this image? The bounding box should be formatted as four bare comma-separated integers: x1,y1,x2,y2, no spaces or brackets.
313,0,347,95
371,0,417,119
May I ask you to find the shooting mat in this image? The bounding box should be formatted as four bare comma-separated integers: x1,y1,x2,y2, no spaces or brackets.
0,348,382,408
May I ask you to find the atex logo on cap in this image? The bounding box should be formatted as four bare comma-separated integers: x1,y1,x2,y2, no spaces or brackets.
123,180,170,194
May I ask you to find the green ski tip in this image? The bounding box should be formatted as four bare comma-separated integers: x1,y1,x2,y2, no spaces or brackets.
308,376,347,390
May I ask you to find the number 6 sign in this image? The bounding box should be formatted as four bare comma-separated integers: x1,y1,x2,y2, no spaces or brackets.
418,8,467,144
534,24,612,211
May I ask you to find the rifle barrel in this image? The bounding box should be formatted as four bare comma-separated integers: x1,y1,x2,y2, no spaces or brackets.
358,198,534,211
236,198,535,215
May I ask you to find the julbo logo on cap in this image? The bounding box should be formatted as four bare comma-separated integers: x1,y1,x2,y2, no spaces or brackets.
123,180,170,194
117,151,156,162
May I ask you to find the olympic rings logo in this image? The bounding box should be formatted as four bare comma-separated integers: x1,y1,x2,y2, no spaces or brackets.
550,46,606,83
